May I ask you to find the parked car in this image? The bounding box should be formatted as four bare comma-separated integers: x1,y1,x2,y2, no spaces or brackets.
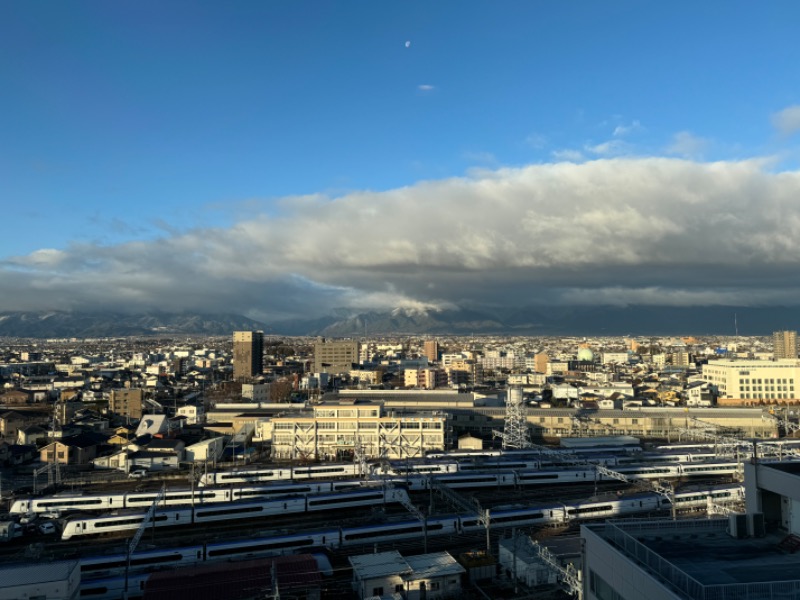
128,469,148,479
38,521,56,535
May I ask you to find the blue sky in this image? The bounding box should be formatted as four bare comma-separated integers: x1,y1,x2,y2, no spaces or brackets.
3,1,800,320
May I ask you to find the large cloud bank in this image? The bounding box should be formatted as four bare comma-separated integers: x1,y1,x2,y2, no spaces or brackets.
4,157,800,320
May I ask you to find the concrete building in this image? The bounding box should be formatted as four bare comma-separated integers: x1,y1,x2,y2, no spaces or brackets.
109,388,145,421
404,367,448,389
774,330,798,359
313,339,360,374
270,401,446,460
445,360,483,388
349,550,464,600
702,359,800,401
232,330,264,380
241,382,270,403
424,339,440,363
0,560,80,600
581,458,800,600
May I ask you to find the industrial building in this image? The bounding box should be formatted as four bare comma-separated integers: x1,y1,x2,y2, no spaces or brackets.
581,458,800,600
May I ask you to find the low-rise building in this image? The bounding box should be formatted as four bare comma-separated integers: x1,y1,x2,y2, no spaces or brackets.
0,560,80,600
349,550,464,600
271,401,446,461
581,458,800,600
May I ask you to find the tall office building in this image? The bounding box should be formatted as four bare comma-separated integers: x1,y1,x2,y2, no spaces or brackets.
423,340,439,363
233,331,264,381
773,330,798,359
313,339,360,374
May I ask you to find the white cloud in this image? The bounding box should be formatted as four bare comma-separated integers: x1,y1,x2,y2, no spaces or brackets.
772,105,800,136
551,149,584,162
584,139,628,156
5,157,800,318
417,84,435,91
613,119,642,137
666,131,710,158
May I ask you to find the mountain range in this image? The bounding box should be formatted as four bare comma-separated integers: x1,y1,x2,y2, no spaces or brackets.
1,305,798,338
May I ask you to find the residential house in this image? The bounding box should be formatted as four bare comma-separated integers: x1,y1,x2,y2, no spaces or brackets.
0,410,26,441
0,389,31,407
17,425,48,446
40,433,100,467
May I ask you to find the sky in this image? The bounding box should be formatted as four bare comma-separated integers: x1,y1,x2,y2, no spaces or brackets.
3,1,800,323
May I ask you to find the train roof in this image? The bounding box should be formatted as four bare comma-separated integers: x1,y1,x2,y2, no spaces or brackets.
559,436,641,448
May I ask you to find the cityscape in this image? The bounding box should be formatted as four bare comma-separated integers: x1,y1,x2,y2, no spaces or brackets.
4,2,800,600
2,330,800,599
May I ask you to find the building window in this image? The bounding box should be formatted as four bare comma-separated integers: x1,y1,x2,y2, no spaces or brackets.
372,587,384,596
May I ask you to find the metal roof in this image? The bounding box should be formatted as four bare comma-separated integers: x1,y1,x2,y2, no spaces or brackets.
349,550,412,579
0,560,79,587
402,552,465,580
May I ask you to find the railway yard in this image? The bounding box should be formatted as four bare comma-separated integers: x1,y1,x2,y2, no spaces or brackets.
0,442,770,599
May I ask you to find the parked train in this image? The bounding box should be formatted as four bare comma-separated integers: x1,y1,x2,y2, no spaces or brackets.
13,459,742,519
10,480,372,515
78,483,744,599
395,461,742,492
424,444,643,460
61,487,409,540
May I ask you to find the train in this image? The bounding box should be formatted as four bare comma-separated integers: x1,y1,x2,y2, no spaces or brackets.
12,459,743,517
78,483,744,599
199,456,742,485
198,463,363,486
10,480,372,515
62,459,743,541
61,487,409,540
424,444,643,460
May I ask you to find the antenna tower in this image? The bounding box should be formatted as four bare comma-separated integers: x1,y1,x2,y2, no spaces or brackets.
498,386,532,449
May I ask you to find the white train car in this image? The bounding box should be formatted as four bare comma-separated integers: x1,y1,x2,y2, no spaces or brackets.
337,515,461,547
198,463,362,486
10,481,353,515
76,483,744,585
62,488,409,540
80,546,205,579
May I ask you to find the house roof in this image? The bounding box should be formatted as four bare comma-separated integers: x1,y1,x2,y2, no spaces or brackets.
350,550,411,579
402,552,465,580
136,414,167,437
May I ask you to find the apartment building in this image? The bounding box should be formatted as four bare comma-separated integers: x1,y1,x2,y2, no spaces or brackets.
773,330,798,359
313,339,360,374
233,330,264,380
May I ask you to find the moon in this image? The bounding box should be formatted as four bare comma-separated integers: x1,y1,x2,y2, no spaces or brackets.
405,41,411,48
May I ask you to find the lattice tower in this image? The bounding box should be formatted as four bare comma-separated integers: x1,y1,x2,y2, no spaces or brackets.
501,386,532,449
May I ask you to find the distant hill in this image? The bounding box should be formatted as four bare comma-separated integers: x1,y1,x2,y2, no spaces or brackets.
270,305,800,337
0,311,268,338
2,304,798,338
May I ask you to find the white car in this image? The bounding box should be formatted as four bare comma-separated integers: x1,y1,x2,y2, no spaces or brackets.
38,521,56,535
128,469,148,479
